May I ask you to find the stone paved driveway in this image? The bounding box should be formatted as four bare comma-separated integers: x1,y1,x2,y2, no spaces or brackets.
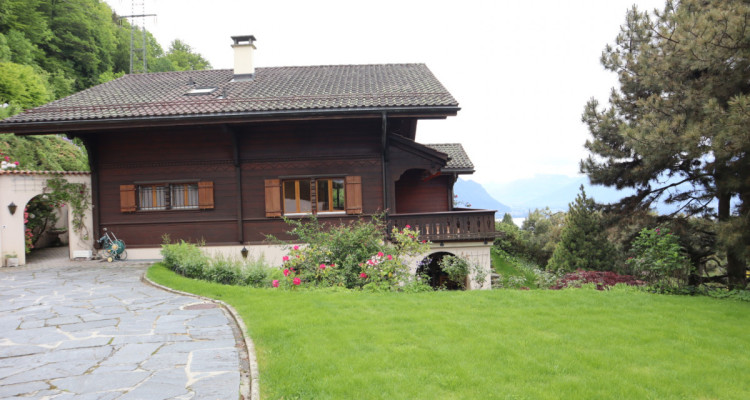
0,263,243,399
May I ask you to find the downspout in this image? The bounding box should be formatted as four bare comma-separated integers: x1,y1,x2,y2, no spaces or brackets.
230,127,244,243
381,112,388,213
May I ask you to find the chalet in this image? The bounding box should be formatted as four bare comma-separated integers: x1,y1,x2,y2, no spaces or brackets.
0,36,495,288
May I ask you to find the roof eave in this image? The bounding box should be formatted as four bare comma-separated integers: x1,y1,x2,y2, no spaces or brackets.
443,168,475,174
0,105,460,135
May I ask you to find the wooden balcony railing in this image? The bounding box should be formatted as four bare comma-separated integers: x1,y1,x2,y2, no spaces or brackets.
387,209,497,242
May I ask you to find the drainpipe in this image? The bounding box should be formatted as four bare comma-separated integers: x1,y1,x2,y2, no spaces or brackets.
381,112,388,213
229,127,244,243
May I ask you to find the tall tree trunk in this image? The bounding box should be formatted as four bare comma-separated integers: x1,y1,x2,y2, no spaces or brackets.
718,191,747,289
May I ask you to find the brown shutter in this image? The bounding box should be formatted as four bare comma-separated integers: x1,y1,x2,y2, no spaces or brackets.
120,185,136,213
345,175,362,215
265,179,282,217
198,181,214,210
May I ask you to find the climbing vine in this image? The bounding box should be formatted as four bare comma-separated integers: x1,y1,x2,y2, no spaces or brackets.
44,176,91,241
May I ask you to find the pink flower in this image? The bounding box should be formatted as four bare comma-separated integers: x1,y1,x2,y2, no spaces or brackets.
293,245,299,250
293,277,301,285
3,156,8,162
282,255,289,262
405,224,411,229
272,280,279,288
387,254,393,260
283,268,290,276
319,263,326,270
377,251,384,258
360,272,368,279
14,161,19,166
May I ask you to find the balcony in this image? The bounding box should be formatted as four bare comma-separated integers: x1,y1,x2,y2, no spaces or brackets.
387,209,497,242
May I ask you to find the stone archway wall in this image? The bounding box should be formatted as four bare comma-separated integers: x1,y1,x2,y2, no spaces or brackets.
0,171,92,266
405,241,493,290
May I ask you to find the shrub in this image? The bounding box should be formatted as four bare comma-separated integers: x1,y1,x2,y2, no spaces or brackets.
550,270,646,291
270,217,430,291
160,238,272,287
626,227,692,290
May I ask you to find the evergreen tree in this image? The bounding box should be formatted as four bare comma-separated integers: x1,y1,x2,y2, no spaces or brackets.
548,186,616,273
581,0,749,288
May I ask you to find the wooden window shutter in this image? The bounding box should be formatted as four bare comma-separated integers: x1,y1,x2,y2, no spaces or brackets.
120,185,136,213
345,175,363,215
265,179,282,217
198,181,214,210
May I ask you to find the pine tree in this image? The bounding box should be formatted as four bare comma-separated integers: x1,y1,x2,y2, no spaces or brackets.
548,186,615,273
581,0,749,287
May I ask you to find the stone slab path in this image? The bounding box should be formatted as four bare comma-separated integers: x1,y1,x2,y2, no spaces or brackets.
0,263,244,399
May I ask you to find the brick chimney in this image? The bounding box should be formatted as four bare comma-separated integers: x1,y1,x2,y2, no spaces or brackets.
231,35,256,81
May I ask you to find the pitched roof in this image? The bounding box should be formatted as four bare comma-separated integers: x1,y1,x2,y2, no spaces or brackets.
0,64,458,130
425,143,475,173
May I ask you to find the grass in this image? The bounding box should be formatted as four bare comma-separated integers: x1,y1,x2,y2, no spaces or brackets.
148,263,750,399
491,248,542,288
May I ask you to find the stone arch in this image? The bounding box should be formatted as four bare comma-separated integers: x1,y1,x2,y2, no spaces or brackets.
417,251,464,290
0,171,92,266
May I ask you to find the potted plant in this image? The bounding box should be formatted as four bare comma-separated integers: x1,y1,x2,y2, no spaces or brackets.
5,252,19,267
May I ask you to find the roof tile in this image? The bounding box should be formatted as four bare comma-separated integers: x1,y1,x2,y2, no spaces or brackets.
1,64,458,125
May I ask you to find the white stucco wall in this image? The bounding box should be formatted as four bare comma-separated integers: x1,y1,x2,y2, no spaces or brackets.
0,171,93,265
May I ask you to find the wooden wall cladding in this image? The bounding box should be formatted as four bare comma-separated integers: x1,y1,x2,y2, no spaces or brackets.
93,119,388,246
394,169,451,213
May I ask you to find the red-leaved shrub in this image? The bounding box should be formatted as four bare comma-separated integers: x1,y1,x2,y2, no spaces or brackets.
550,270,646,291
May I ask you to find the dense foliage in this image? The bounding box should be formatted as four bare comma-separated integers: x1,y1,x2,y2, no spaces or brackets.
0,0,210,171
581,0,749,288
547,186,616,273
160,239,275,288
269,216,432,291
627,227,691,289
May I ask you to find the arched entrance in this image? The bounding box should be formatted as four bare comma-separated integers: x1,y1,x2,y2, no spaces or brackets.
24,194,69,259
0,171,92,266
417,251,464,290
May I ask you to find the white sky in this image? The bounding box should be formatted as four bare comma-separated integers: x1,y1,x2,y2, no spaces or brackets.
108,0,665,185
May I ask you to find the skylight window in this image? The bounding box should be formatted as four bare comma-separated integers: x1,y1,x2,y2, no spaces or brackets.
186,87,218,96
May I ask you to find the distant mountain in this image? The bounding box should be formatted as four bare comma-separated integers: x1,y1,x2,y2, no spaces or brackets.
454,175,690,220
453,179,512,217
483,174,636,217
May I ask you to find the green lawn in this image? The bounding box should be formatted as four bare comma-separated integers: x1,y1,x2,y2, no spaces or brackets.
148,263,750,399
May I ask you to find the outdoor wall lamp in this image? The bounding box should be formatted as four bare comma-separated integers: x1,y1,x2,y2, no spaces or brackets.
241,246,249,259
8,202,17,215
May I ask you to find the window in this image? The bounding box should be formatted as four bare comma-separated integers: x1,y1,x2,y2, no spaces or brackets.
316,178,345,212
120,182,213,212
265,176,358,217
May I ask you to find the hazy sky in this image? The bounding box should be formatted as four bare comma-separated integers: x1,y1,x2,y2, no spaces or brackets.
108,0,666,185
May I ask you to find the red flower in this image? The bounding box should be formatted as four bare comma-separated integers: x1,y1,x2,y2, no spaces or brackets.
387,254,393,260
377,251,384,258
360,273,368,279
405,224,411,229
272,280,279,288
282,255,289,262
319,263,326,270
293,245,299,250
421,240,426,244
283,268,290,276
293,277,301,285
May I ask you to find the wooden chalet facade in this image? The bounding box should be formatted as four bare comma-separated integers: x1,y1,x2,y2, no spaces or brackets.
0,37,495,286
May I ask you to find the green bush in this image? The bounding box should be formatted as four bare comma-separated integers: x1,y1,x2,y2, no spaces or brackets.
270,216,430,291
627,227,691,290
160,239,272,288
